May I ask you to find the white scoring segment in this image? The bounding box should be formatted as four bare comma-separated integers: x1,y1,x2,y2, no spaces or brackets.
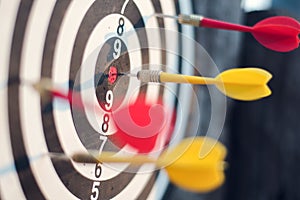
111,168,154,200
51,0,101,185
51,5,157,187
147,0,181,198
51,0,106,182
148,0,197,199
0,0,26,199
74,10,164,182
160,0,180,110
53,0,95,86
134,0,162,105
19,0,79,199
52,0,97,178
74,14,143,180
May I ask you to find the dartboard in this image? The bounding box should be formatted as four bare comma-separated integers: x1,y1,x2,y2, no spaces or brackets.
0,0,201,199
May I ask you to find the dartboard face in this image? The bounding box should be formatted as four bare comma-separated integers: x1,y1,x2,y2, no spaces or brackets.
0,0,204,199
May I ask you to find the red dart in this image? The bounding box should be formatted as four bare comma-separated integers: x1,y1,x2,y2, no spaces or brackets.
51,89,87,110
33,80,176,153
157,14,300,52
44,86,169,153
111,94,175,153
200,15,300,52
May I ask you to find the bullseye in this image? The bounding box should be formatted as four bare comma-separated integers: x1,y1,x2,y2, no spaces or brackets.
93,36,130,112
108,66,118,84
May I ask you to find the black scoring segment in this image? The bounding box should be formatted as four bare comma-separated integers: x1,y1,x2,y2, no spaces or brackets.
94,37,130,112
8,0,45,199
38,0,92,199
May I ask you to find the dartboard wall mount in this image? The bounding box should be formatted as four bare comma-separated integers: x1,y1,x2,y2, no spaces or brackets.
0,0,214,199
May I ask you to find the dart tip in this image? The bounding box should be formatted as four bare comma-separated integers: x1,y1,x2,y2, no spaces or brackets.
32,78,53,94
123,72,137,77
71,152,99,163
48,152,71,161
153,13,179,20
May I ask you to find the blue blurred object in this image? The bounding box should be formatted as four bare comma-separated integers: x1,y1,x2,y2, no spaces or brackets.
272,0,300,16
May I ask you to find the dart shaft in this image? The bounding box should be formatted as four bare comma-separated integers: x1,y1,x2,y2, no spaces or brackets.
0,153,70,176
72,152,226,169
137,70,216,85
160,72,216,84
195,15,252,32
159,13,252,32
72,152,157,165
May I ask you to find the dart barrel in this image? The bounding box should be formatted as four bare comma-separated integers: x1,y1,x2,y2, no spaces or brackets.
178,14,204,26
137,70,162,83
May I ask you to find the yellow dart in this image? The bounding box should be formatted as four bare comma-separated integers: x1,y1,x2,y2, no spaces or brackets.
72,136,227,193
136,68,272,101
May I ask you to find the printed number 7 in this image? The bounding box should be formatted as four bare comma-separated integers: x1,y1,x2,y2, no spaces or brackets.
99,135,107,153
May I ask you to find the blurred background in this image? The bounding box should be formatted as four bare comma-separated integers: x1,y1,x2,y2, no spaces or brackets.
163,0,300,199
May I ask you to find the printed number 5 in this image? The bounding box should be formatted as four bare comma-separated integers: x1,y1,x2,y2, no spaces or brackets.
90,182,100,200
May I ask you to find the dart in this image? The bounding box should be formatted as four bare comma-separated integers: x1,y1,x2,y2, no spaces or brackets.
32,78,95,110
72,136,227,193
110,94,174,153
32,79,173,153
136,68,272,101
1,137,226,192
155,13,300,52
0,152,71,176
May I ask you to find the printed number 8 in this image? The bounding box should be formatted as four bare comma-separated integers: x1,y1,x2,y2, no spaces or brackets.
117,17,124,36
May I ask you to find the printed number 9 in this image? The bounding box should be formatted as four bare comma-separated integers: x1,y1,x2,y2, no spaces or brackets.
113,39,122,60
104,90,113,110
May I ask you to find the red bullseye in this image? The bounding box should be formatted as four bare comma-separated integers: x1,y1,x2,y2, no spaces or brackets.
108,66,118,84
